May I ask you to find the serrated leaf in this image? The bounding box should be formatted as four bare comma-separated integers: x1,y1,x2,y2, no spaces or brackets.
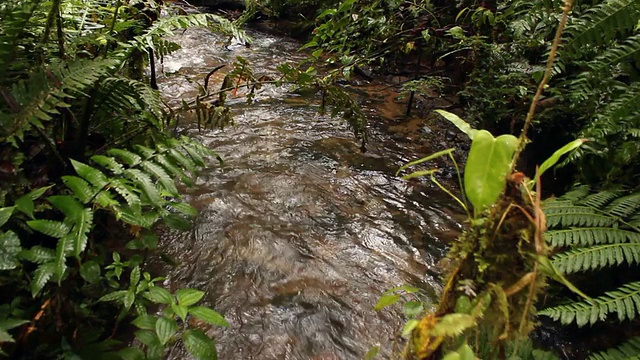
71,159,110,188
107,149,142,166
27,220,69,238
19,245,55,264
54,234,72,283
80,260,101,284
176,288,205,306
91,155,124,174
0,319,28,330
48,195,83,217
189,306,229,327
430,314,476,337
141,161,178,195
146,286,174,304
0,329,14,343
61,176,95,203
170,202,198,216
0,231,21,270
31,262,55,297
155,316,177,345
0,207,15,227
132,314,158,330
124,169,162,207
183,329,217,360
374,294,401,311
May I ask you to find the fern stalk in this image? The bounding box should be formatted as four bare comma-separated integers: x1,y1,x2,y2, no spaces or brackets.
512,0,573,168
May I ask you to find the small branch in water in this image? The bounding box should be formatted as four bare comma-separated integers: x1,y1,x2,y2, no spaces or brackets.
203,64,227,93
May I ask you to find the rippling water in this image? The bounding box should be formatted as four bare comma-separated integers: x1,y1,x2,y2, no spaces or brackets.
153,24,464,360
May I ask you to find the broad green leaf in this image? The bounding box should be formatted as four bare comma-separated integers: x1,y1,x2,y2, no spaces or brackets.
146,286,174,304
163,213,193,231
80,260,101,284
171,303,189,322
0,231,21,270
374,294,401,311
536,255,590,300
61,176,95,204
116,347,145,360
170,202,198,216
435,110,476,139
464,131,518,216
176,289,205,306
134,329,159,347
396,148,455,176
0,319,28,330
430,313,476,337
132,314,158,330
402,319,420,338
0,329,13,343
155,316,177,345
403,301,424,318
0,207,14,227
15,196,34,219
189,306,229,327
23,186,53,201
183,329,217,360
27,220,69,238
384,285,421,294
535,138,587,182
31,262,55,297
130,266,141,287
123,290,135,310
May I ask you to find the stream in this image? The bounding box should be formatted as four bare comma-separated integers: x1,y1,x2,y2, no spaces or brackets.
152,22,466,360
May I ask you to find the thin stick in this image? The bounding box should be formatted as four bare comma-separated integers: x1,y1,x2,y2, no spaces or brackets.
512,0,574,169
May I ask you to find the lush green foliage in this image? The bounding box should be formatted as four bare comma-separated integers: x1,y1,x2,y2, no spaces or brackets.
540,187,640,330
0,0,245,357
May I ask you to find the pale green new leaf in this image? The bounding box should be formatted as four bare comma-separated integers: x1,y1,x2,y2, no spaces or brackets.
464,131,518,216
435,110,477,139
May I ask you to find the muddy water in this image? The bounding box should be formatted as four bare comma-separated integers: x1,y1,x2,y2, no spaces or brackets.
154,25,464,359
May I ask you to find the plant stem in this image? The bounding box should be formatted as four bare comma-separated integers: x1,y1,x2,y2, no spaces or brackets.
512,0,573,169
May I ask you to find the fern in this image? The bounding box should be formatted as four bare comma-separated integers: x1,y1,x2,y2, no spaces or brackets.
539,281,640,327
552,243,640,273
589,337,640,360
564,0,640,57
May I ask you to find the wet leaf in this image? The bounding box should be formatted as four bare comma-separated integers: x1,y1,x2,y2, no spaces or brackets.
189,306,229,327
464,131,518,216
374,294,401,311
183,329,217,360
80,260,100,284
435,110,476,139
176,288,205,306
155,316,177,345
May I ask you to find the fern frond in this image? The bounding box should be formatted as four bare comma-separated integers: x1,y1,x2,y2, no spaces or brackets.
605,192,640,218
546,227,640,247
598,82,640,123
579,190,620,208
539,281,640,326
589,336,640,360
552,242,640,273
593,33,640,68
1,58,120,141
98,77,166,124
564,0,640,57
546,212,616,228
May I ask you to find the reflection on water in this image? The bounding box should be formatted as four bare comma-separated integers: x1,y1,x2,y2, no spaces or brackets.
154,25,463,359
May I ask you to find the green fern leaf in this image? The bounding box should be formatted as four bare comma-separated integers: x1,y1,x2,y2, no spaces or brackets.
71,159,110,188
599,82,640,123
0,231,21,270
124,169,163,207
168,148,197,173
110,178,141,210
155,154,191,186
27,220,70,238
540,281,640,326
579,190,619,208
19,246,55,264
593,33,640,68
54,234,74,283
605,192,640,218
552,243,640,273
61,176,95,204
31,262,55,297
91,155,125,175
565,0,640,57
589,336,640,360
543,205,596,215
140,161,178,196
546,227,640,247
71,208,93,258
546,212,616,228
108,148,142,166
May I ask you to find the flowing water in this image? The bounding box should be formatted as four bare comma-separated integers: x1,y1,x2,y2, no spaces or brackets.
153,23,466,360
